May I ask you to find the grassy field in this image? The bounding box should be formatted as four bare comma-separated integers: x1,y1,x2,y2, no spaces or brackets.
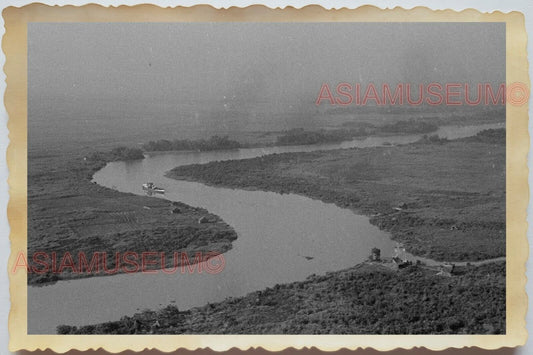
168,129,505,262
27,148,237,285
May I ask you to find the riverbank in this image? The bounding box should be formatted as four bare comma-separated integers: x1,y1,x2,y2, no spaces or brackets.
54,127,506,334
167,129,505,262
59,259,505,334
28,148,237,286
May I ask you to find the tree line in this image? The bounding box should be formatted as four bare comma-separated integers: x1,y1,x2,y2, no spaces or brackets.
143,135,241,152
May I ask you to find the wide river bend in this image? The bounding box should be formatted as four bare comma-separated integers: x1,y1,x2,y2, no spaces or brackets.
28,123,503,333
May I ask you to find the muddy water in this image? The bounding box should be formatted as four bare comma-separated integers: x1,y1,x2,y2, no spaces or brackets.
27,122,503,333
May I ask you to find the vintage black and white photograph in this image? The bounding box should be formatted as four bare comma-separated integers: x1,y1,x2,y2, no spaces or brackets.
25,21,506,335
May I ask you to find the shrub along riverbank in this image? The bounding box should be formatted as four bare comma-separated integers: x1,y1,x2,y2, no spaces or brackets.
140,120,438,152
275,120,438,146
143,135,241,152
59,260,505,334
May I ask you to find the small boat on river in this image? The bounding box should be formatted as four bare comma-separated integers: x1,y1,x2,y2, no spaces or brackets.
142,182,165,194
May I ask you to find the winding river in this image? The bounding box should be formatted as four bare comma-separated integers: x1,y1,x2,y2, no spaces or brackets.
27,123,503,334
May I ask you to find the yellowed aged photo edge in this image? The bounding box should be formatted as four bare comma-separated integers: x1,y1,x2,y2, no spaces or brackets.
4,3,529,352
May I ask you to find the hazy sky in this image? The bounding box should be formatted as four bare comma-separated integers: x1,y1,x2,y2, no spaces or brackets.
28,22,505,142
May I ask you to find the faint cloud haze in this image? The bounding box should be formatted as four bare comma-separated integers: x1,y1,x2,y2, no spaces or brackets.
28,22,505,146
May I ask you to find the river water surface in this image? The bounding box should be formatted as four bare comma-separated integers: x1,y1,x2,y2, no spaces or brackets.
28,123,503,333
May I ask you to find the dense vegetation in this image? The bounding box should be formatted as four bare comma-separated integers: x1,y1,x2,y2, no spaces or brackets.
466,128,506,144
59,261,505,334
168,129,505,262
87,146,145,162
276,128,361,146
27,146,237,286
143,135,241,152
378,120,438,134
276,120,438,146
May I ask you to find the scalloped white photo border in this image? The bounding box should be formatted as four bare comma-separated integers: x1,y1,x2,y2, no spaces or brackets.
1,1,531,354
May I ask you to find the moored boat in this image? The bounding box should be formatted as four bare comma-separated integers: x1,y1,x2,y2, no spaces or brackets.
142,182,165,193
